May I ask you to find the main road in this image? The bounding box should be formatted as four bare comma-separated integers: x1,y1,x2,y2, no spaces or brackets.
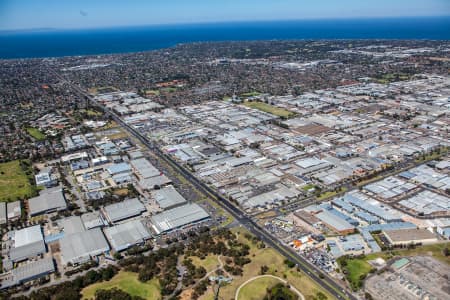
52,70,355,300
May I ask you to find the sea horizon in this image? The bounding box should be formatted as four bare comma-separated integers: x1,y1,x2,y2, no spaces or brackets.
1,16,449,59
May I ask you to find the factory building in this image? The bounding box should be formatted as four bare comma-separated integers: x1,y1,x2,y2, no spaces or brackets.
150,203,210,234
152,186,188,210
104,219,152,252
9,225,46,263
382,228,438,246
103,198,146,223
59,228,110,265
0,257,55,290
28,187,67,217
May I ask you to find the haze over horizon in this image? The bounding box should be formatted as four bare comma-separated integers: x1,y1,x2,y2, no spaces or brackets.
1,0,449,31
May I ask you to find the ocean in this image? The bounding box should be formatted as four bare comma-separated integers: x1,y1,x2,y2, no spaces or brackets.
1,17,449,59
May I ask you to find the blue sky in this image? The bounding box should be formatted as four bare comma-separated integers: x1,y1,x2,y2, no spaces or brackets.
1,0,449,30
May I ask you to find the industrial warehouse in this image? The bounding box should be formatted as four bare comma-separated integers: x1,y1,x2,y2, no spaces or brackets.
150,203,211,234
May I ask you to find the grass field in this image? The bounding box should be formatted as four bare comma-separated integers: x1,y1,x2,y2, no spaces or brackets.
241,91,261,97
376,73,411,84
81,271,161,300
0,160,36,202
317,187,347,201
301,184,316,191
83,109,103,117
199,227,333,300
243,101,295,118
26,127,46,141
145,89,160,96
342,258,373,291
238,277,281,300
190,254,220,273
161,87,177,93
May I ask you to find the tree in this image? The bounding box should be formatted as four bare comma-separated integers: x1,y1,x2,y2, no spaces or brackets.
316,291,328,300
284,259,295,268
257,265,270,275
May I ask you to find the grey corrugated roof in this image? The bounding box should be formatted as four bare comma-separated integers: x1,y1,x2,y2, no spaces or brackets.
130,158,160,179
316,210,355,232
152,186,187,210
104,219,151,252
60,228,109,265
0,202,6,224
28,187,66,216
106,162,131,175
61,216,85,234
150,203,210,234
81,211,106,229
12,257,55,283
13,225,43,247
139,175,172,189
103,198,146,223
7,201,21,219
10,241,46,262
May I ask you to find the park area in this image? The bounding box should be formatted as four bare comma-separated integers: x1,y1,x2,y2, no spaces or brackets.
81,271,161,300
243,101,295,118
0,160,37,202
196,228,331,300
26,127,46,140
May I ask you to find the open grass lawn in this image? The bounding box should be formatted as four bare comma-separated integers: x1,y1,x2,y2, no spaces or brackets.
146,89,161,96
190,254,220,273
199,227,333,300
241,91,261,97
317,187,347,201
376,73,411,84
161,87,177,93
243,101,295,118
238,277,281,300
342,258,373,291
84,109,103,117
0,160,36,202
26,127,46,141
301,184,316,191
81,271,161,300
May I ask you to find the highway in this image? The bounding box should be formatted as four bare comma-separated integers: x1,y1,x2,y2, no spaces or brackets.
52,71,355,300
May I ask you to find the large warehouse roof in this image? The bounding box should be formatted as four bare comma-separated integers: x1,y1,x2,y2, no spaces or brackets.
13,225,43,247
0,202,6,224
81,211,106,229
60,228,109,265
383,228,437,244
10,225,46,262
315,210,355,233
106,162,131,175
28,187,67,216
139,175,172,190
104,219,151,252
12,257,55,284
152,186,187,210
60,216,85,234
150,203,210,234
130,158,160,179
103,198,146,223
